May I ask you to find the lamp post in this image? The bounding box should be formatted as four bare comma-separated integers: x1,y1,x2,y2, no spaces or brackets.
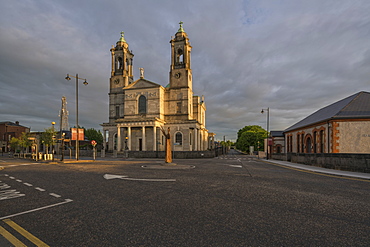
125,136,129,158
65,74,88,160
261,107,270,160
60,132,65,161
51,121,55,161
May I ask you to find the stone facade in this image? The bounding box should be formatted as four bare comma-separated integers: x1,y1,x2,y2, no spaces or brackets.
284,92,370,154
101,23,213,152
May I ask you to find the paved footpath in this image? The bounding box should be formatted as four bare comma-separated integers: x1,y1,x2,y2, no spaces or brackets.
262,158,370,180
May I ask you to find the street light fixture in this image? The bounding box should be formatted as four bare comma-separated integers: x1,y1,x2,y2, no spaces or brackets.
261,107,270,160
65,73,88,160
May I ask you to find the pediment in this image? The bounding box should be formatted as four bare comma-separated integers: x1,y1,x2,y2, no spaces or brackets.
124,79,161,90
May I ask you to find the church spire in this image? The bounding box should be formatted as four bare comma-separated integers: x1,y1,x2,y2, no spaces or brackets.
178,21,185,33
118,31,126,43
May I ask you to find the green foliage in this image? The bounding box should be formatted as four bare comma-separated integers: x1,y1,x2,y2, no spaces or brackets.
40,127,57,146
84,128,103,144
235,125,267,152
220,140,234,147
9,137,20,151
9,132,32,153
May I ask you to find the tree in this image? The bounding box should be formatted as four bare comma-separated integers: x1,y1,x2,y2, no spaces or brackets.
235,125,267,153
9,137,20,152
220,140,234,147
9,132,32,153
40,127,57,154
84,128,104,146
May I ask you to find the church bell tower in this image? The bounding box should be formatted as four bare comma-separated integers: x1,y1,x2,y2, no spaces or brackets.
108,32,134,123
110,31,134,87
169,22,192,90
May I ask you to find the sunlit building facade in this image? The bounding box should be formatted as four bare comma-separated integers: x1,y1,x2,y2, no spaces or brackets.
101,23,211,152
284,91,370,154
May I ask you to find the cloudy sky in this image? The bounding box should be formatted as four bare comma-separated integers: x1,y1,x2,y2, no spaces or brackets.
1,0,370,141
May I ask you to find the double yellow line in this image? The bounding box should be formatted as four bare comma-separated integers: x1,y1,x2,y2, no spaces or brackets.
0,219,49,246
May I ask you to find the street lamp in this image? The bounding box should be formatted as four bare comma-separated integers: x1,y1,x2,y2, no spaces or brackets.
51,121,55,161
261,108,270,160
65,74,88,160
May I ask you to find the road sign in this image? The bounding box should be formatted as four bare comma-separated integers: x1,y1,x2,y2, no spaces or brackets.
91,140,97,146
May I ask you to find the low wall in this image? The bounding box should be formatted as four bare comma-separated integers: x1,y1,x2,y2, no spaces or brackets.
123,151,215,159
271,153,370,173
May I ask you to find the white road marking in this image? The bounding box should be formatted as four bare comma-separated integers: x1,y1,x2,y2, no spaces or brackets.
104,174,176,182
0,190,25,200
122,177,176,182
229,165,243,168
49,193,61,198
0,183,11,189
0,199,73,220
9,177,15,179
23,183,33,187
35,187,45,192
16,179,22,182
103,174,128,180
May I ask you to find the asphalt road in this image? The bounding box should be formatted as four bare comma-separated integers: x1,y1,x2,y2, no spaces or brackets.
0,152,369,246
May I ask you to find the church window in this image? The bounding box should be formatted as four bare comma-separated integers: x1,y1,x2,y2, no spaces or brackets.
176,102,182,113
117,57,123,70
138,95,147,114
115,106,120,118
175,132,183,145
177,48,184,63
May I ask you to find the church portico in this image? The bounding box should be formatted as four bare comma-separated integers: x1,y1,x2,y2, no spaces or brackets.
116,118,165,151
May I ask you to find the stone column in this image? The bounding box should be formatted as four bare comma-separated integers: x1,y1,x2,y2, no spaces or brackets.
194,128,198,151
111,51,115,76
142,126,146,151
117,126,121,151
127,127,131,150
153,126,157,151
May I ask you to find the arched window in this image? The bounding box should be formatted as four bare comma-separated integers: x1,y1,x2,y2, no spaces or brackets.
320,130,324,153
177,48,184,63
117,57,123,70
138,95,146,114
305,135,312,153
175,132,183,145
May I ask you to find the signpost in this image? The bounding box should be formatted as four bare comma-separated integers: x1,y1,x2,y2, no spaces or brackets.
91,140,97,161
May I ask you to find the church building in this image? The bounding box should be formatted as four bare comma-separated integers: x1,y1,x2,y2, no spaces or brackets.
101,23,212,152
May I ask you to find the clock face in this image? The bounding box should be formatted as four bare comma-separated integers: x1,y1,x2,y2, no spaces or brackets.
175,72,181,79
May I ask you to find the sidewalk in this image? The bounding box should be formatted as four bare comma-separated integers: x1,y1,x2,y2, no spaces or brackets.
262,159,370,180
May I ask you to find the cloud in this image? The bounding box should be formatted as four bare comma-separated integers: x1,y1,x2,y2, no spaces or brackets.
1,0,370,141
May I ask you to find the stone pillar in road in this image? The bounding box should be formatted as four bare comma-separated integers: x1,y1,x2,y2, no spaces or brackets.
160,127,172,164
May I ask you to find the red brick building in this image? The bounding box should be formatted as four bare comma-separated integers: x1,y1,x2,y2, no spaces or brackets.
0,121,30,152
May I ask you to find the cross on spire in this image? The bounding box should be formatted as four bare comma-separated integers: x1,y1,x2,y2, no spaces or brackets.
178,21,185,32
119,31,126,42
